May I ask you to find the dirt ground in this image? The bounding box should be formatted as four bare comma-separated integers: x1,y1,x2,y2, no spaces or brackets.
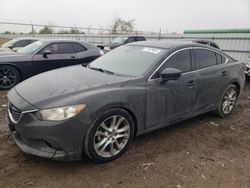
0,82,250,188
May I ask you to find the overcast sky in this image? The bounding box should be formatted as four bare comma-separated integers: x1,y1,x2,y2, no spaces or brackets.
0,0,250,33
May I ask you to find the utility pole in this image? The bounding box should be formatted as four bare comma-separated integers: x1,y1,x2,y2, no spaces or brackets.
158,29,161,40
31,21,35,38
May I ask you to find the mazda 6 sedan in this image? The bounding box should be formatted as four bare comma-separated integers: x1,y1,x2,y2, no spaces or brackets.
0,39,103,89
7,41,245,162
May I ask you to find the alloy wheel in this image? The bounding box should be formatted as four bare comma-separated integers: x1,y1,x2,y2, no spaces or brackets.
94,115,130,158
0,67,17,89
221,87,237,115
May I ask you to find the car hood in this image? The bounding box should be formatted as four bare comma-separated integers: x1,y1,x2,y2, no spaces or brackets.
14,65,130,109
0,47,12,52
0,52,33,62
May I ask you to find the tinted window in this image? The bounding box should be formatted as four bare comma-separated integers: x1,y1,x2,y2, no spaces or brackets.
195,49,217,69
13,40,31,47
161,50,192,73
215,53,226,64
126,37,136,43
136,37,145,41
41,43,74,54
72,43,87,53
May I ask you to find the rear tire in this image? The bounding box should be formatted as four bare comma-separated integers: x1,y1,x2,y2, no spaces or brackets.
0,65,21,90
84,108,134,162
216,84,238,117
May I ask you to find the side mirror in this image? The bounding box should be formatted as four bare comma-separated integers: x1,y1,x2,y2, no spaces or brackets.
8,45,14,49
160,68,182,82
43,50,52,58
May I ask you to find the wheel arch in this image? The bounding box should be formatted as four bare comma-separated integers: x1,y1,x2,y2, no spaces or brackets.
90,103,138,137
230,81,241,96
0,63,23,80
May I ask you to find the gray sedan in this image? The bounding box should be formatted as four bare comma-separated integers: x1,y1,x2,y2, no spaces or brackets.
7,41,245,162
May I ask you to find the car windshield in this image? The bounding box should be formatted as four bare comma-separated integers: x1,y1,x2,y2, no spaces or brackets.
1,39,17,48
90,45,166,77
112,37,128,44
18,41,45,54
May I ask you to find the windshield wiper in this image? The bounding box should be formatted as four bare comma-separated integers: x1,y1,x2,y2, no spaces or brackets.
87,65,114,75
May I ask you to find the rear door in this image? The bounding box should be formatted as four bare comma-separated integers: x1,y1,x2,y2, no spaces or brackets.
71,43,96,65
32,42,78,74
146,49,198,128
193,48,227,113
135,37,146,42
125,37,136,44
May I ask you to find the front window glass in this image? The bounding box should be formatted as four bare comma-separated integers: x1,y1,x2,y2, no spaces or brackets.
90,45,166,77
18,41,45,54
112,37,128,44
40,43,74,54
162,50,192,73
14,40,31,47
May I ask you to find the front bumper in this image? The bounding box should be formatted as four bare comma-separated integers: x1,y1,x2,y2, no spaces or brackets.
7,89,91,161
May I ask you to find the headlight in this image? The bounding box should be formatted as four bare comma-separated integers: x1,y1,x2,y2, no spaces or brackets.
36,104,86,121
104,46,111,51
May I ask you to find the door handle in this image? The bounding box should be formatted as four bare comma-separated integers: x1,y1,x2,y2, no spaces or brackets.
222,71,227,77
71,56,76,59
186,80,195,87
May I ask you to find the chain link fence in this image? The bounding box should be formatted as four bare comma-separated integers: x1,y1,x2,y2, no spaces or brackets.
0,21,250,61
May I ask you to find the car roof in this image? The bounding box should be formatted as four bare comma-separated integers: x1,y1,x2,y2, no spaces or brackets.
38,39,83,43
128,40,233,60
13,37,39,41
37,39,98,49
127,40,196,49
117,36,145,38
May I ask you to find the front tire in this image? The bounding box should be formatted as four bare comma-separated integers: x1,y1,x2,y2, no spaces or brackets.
84,108,134,162
216,84,238,117
0,65,21,90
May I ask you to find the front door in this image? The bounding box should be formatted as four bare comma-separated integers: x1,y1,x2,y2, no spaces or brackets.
146,49,198,129
32,42,78,75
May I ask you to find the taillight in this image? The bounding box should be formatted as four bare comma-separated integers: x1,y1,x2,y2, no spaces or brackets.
240,63,247,71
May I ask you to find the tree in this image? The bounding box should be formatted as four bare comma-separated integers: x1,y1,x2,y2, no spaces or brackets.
39,26,53,34
4,31,11,34
110,18,135,34
70,28,81,34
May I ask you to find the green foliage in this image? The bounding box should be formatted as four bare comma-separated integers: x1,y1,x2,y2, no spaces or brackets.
110,18,135,34
4,31,11,34
57,28,85,34
39,26,53,34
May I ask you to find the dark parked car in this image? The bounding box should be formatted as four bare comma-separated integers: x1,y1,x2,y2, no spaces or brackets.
192,39,220,49
0,38,38,52
7,41,245,162
97,36,146,52
0,39,103,89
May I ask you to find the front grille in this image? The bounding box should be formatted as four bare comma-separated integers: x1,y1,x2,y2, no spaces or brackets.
8,103,22,123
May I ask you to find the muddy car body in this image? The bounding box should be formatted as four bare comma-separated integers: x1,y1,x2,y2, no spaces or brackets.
7,41,245,162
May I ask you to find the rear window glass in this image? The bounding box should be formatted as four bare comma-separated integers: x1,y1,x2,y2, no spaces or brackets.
195,49,217,69
215,53,226,64
72,43,87,53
